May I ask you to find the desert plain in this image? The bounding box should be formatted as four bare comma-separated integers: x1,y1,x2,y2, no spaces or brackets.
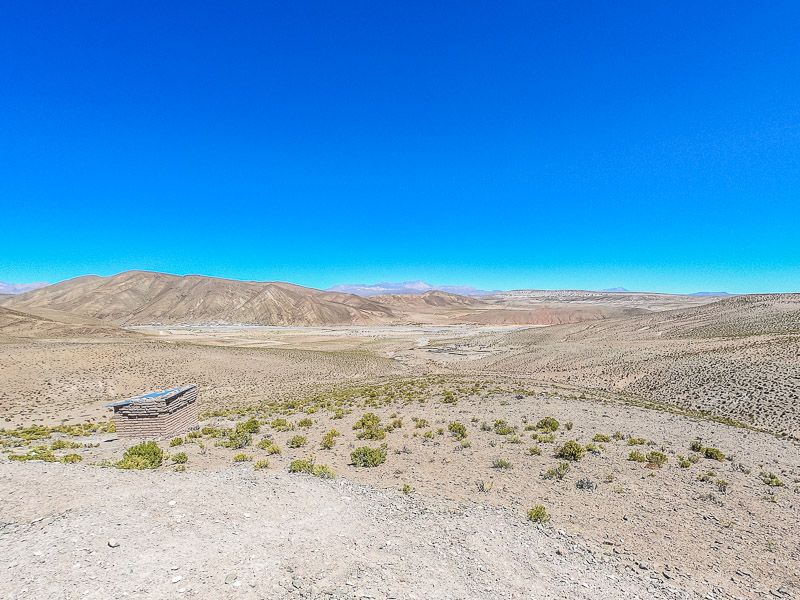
0,272,799,600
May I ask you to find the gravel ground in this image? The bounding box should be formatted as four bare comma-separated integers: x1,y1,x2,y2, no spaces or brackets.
0,462,720,600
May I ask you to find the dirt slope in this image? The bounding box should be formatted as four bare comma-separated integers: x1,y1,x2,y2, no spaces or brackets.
449,294,800,435
0,306,131,341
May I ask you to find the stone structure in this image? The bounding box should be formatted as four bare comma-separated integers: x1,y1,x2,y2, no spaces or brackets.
107,385,199,439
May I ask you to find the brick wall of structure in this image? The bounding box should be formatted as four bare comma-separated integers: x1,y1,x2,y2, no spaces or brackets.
114,386,199,439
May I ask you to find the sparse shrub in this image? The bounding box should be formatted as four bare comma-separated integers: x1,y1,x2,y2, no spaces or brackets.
448,421,467,440
628,450,646,463
116,441,163,470
460,439,471,449
527,505,550,524
401,483,413,495
716,479,729,494
436,428,444,436
254,459,269,470
678,456,691,468
585,442,601,454
170,437,184,447
172,452,188,464
542,462,571,480
508,435,522,444
697,471,715,482
593,434,611,442
688,454,701,464
555,440,585,461
256,438,273,450
320,431,338,449
492,458,513,469
353,412,381,429
174,464,186,472
298,418,313,428
627,438,646,446
760,472,784,487
51,439,82,450
237,418,260,434
442,390,457,403
646,451,668,467
312,464,336,478
266,444,281,455
351,446,387,467
233,454,251,462
61,453,82,464
536,417,559,433
612,431,625,441
288,435,307,448
576,477,596,491
564,422,573,431
289,459,313,473
689,440,704,452
476,479,494,492
422,430,433,439
270,418,293,432
480,421,491,431
416,419,430,429
703,447,725,461
528,445,542,456
219,429,251,449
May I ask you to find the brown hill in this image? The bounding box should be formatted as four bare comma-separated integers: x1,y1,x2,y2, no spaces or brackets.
0,306,131,341
0,271,399,326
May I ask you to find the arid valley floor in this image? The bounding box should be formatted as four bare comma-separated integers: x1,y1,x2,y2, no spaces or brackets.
1,276,799,600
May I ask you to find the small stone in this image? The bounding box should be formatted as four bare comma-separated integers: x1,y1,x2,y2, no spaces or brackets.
168,500,177,506
107,539,120,548
225,574,238,585
172,576,182,583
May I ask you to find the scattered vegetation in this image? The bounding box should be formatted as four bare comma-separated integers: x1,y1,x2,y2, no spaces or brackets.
542,462,571,480
350,446,387,468
448,421,467,440
116,442,163,470
172,452,188,464
492,458,513,469
527,505,550,524
555,440,585,461
288,435,308,448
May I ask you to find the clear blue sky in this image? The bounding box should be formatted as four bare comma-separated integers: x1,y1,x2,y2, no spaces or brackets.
2,2,798,293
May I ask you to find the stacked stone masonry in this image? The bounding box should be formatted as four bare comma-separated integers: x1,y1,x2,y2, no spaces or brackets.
112,385,199,439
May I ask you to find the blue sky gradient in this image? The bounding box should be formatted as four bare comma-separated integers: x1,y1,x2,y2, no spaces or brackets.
1,2,798,293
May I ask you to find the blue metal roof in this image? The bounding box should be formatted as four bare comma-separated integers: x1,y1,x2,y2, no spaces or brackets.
105,384,196,408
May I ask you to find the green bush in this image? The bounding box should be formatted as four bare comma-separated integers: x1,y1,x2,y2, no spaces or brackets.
448,421,467,440
528,445,542,456
172,452,188,464
256,437,273,450
612,431,625,440
542,462,571,480
289,459,313,473
254,459,269,470
703,447,725,461
628,450,646,462
298,418,313,428
170,437,184,447
51,439,82,450
555,440,585,461
270,418,293,432
233,453,251,462
441,390,457,403
353,413,381,430
61,453,82,464
492,458,513,469
415,418,429,429
592,434,611,442
351,446,387,467
117,442,163,470
536,417,559,433
237,418,260,434
760,472,784,487
689,440,704,452
312,464,336,478
646,451,668,467
266,444,281,455
527,505,550,524
627,438,646,446
288,435,307,448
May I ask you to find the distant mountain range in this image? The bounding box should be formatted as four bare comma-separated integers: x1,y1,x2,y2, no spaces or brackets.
0,281,50,295
601,287,732,297
327,281,501,297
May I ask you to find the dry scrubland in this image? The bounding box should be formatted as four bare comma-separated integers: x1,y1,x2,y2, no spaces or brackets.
1,291,799,599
